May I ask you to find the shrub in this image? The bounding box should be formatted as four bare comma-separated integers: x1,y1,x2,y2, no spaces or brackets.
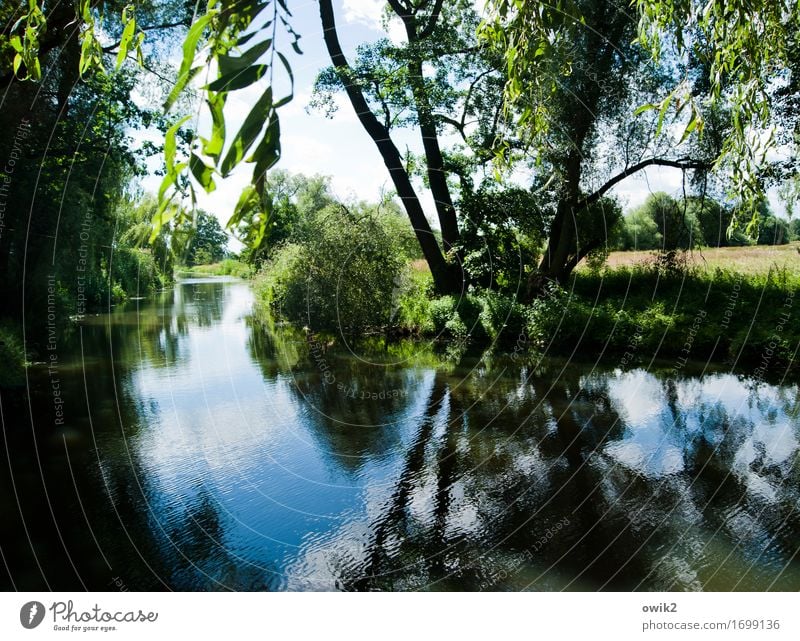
394,270,435,334
478,290,527,345
256,205,406,333
110,247,163,301
0,323,26,388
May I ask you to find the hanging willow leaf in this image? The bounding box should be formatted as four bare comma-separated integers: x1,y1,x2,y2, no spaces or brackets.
207,63,269,92
220,86,273,177
164,12,215,112
115,10,136,70
218,39,273,76
153,1,299,254
189,153,217,193
164,115,191,172
202,93,226,162
250,112,281,178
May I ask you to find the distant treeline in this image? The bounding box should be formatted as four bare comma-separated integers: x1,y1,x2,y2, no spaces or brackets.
614,192,796,251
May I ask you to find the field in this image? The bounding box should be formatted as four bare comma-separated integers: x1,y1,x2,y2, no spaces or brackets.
596,242,800,275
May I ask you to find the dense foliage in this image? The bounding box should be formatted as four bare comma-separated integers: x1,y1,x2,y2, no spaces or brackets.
1,1,798,376
255,201,415,334
182,211,229,266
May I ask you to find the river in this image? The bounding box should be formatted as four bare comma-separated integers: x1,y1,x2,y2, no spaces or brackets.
2,277,799,591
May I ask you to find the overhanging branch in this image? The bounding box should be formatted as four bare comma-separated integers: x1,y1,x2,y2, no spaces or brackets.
580,157,710,210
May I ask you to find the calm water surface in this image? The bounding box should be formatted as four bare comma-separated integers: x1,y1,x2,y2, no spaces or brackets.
2,278,799,591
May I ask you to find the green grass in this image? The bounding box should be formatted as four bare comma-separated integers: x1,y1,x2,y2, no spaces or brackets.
397,261,799,372
176,259,253,279
531,265,800,371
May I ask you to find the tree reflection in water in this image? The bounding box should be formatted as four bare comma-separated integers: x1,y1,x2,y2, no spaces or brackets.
3,280,798,591
252,316,800,591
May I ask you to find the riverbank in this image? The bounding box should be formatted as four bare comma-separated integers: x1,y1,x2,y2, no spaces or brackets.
255,261,799,376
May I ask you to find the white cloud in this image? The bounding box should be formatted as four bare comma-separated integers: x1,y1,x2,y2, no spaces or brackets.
342,0,385,29
342,0,405,44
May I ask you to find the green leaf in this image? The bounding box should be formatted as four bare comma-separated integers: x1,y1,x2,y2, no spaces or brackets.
189,153,217,193
149,201,178,243
206,64,268,92
655,93,673,138
217,38,273,77
164,115,191,171
203,93,226,161
227,184,259,227
276,51,294,93
164,12,214,112
633,102,657,116
164,65,203,113
115,17,136,70
250,113,281,178
220,86,273,177
679,108,702,143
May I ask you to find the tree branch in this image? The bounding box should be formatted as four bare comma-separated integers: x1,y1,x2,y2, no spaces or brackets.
387,0,414,20
580,157,709,210
101,21,187,53
418,0,445,39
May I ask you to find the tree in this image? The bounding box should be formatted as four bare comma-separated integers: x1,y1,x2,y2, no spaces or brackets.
238,170,336,265
456,185,548,291
620,206,661,251
317,0,506,294
643,193,701,251
484,0,800,237
184,211,229,265
0,1,193,333
258,203,407,333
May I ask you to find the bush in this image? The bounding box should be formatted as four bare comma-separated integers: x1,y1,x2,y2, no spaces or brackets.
256,205,406,333
110,247,164,302
478,290,527,345
0,323,26,388
427,293,488,341
394,269,435,334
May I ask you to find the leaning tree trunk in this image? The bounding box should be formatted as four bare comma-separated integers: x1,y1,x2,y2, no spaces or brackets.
318,0,459,295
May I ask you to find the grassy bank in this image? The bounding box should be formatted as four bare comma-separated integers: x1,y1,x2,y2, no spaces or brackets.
176,259,252,279
256,259,799,374
540,266,798,371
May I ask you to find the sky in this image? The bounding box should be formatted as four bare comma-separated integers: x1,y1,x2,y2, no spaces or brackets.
138,0,778,240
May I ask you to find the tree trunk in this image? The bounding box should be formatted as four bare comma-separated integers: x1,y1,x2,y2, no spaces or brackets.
527,153,583,299
406,55,460,251
318,0,459,294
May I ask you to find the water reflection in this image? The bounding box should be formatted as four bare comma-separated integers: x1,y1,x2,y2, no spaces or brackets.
2,279,799,591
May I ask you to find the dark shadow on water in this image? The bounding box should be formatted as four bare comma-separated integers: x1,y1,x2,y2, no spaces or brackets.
2,279,799,591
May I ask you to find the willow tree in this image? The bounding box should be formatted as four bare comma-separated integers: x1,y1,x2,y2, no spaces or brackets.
479,0,722,295
483,0,800,263
0,1,193,322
